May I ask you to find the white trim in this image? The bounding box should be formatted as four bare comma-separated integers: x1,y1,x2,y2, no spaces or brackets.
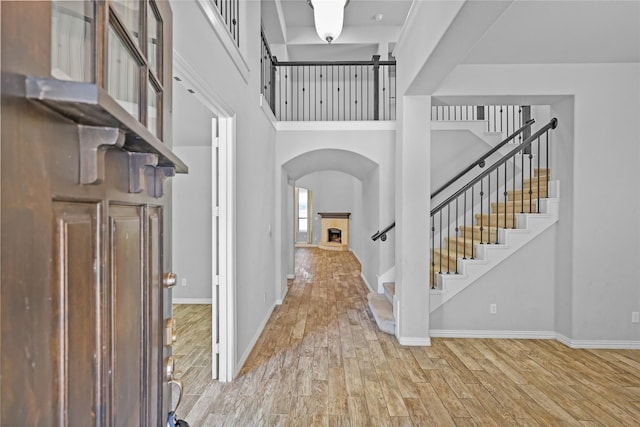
218,116,237,382
555,333,640,350
211,117,219,381
286,274,295,280
173,298,213,305
351,250,375,293
275,120,396,132
276,285,289,305
195,0,249,83
173,50,234,117
360,274,375,293
235,303,276,377
398,337,432,347
260,94,278,127
430,329,557,340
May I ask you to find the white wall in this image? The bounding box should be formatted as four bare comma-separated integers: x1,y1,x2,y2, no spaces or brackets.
171,0,277,369
431,227,557,333
172,146,213,301
434,63,640,343
431,129,495,193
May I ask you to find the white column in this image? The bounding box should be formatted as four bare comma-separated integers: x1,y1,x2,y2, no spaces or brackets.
395,95,431,345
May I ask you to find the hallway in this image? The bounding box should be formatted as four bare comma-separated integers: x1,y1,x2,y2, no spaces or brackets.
174,248,640,426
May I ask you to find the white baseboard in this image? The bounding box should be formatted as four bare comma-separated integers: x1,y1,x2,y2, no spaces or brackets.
429,330,640,349
360,273,375,293
398,337,431,346
276,285,289,305
172,298,212,305
235,303,276,377
555,333,640,349
430,329,556,340
286,274,295,280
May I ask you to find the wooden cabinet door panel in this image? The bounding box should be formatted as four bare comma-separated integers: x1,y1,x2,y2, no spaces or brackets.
109,205,145,427
52,201,103,427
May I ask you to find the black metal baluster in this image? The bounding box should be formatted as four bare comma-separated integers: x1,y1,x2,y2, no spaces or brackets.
360,65,363,120
487,174,491,243
463,192,467,259
431,216,436,289
503,162,508,230
471,185,475,257
447,204,451,273
455,197,459,272
496,168,500,238
439,211,443,275
480,178,484,244
537,135,541,213
528,148,533,214
521,142,525,213
546,129,550,201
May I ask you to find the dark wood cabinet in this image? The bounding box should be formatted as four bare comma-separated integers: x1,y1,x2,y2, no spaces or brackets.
1,1,184,425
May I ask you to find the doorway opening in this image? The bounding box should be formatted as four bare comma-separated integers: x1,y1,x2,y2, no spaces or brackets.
171,75,235,382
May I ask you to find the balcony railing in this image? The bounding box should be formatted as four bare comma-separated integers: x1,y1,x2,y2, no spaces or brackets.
432,105,527,137
214,0,239,46
261,30,396,121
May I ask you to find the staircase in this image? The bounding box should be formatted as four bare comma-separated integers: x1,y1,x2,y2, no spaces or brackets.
367,117,559,335
430,168,559,311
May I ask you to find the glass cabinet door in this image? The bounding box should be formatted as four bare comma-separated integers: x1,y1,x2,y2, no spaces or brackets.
51,0,165,141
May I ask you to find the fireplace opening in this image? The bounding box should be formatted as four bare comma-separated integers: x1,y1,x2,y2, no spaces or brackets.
328,228,342,243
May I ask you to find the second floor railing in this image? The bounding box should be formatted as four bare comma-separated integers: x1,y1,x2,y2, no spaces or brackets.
261,30,395,121
432,104,528,137
214,0,239,46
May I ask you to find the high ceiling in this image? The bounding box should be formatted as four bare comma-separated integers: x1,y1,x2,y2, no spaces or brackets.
261,0,413,61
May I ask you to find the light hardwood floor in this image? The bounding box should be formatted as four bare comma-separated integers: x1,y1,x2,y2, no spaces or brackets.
173,248,640,426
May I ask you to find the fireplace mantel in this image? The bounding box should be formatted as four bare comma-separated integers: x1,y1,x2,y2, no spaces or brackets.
318,212,351,219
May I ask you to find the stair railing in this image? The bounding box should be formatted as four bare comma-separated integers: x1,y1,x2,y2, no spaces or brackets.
371,222,395,242
432,119,535,199
429,118,558,289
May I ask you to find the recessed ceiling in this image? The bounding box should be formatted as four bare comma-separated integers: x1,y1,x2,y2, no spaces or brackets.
261,0,412,61
288,43,379,61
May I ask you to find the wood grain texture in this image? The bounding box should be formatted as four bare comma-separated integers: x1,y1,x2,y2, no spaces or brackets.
174,248,640,426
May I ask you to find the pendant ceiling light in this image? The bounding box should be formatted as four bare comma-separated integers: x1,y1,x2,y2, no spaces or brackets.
309,0,349,44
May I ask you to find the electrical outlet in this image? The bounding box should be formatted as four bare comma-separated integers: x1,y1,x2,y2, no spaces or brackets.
632,312,639,323
490,304,497,314
181,278,187,287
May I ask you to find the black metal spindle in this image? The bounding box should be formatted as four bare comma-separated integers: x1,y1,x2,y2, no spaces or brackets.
495,168,500,239
447,205,451,273
503,163,508,230
537,136,541,213
463,192,467,259
439,211,443,274
480,178,484,243
431,216,435,288
455,197,459,270
528,150,533,213
471,186,475,258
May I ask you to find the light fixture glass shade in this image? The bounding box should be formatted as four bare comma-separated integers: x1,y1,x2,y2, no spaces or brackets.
311,0,347,43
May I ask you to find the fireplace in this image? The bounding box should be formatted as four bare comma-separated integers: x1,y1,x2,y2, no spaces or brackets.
328,228,342,243
318,212,350,251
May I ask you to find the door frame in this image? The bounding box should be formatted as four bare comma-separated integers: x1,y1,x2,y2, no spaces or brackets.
173,56,236,381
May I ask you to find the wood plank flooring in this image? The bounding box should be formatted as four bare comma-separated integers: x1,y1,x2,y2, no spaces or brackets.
173,247,640,426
